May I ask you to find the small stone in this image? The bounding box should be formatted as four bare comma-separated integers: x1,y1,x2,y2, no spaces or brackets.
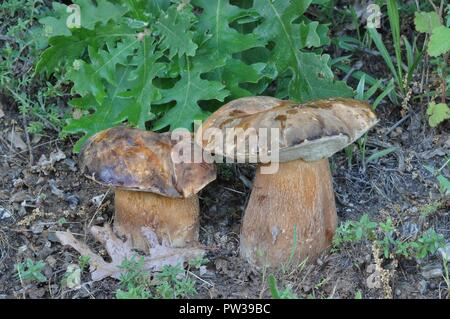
0,207,11,220
438,243,450,262
48,232,59,243
31,223,45,234
421,265,443,279
46,256,57,268
13,178,24,188
395,288,401,296
401,222,419,237
91,194,106,207
18,245,28,254
418,280,427,295
65,194,80,209
63,158,77,172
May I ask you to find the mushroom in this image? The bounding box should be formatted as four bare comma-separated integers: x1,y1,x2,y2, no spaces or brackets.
196,96,378,267
80,127,216,252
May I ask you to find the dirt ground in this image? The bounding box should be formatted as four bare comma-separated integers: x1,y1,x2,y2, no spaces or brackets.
0,93,449,299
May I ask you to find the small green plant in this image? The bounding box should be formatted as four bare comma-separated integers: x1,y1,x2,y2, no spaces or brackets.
78,255,91,271
415,5,450,127
188,256,208,270
409,229,446,259
155,265,197,299
267,274,298,299
332,214,377,248
420,201,443,218
425,158,450,195
116,286,151,299
354,290,363,299
115,256,151,299
15,258,47,283
333,215,445,260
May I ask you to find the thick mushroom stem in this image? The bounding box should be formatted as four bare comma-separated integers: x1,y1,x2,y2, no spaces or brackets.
114,189,200,252
240,158,337,267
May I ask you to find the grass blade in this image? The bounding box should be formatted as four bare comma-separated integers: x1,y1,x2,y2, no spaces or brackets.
366,147,398,164
367,28,400,87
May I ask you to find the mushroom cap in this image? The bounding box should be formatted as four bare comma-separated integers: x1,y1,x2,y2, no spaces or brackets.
80,127,216,198
196,96,378,162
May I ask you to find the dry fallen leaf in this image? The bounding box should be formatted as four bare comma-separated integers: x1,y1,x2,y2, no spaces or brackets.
366,264,381,289
8,129,27,151
56,225,204,281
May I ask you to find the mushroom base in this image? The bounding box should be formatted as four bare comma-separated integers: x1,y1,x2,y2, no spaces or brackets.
240,159,337,268
114,189,200,252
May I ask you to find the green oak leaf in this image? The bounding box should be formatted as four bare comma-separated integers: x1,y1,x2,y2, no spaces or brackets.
76,0,127,30
64,39,165,152
414,11,442,34
193,0,263,56
428,26,450,57
252,0,352,101
88,40,140,85
427,102,450,127
67,59,106,104
154,5,198,58
217,60,271,98
192,0,266,99
36,23,135,76
39,2,72,37
153,54,229,130
39,0,127,37
117,37,166,128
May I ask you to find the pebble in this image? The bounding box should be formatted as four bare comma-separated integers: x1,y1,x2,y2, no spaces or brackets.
421,265,443,279
17,245,27,254
46,255,57,268
63,158,77,172
418,280,427,295
438,243,450,262
65,194,80,209
0,207,11,220
48,232,59,243
401,222,419,238
31,223,45,234
395,288,402,296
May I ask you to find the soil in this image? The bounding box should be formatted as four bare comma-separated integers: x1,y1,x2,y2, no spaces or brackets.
1,92,449,299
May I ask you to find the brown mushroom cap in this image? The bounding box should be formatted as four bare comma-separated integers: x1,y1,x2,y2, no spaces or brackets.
197,96,378,162
80,127,216,198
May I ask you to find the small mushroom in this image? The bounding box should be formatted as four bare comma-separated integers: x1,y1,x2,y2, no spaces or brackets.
197,96,378,267
80,127,216,252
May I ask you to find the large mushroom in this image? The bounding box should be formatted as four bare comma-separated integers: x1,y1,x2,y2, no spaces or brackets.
80,127,216,252
196,96,378,267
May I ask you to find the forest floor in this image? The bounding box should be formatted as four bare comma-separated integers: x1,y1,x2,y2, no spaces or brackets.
1,94,449,299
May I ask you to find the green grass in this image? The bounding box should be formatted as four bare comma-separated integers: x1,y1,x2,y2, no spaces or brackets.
333,214,445,260
0,0,66,134
15,258,47,283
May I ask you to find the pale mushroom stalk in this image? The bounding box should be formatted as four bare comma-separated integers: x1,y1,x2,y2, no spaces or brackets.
80,127,216,252
240,158,336,266
197,96,378,267
114,189,200,250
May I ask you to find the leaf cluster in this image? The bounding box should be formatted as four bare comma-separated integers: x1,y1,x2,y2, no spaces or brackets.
37,0,353,151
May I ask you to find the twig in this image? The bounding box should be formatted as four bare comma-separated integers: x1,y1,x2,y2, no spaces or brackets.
0,35,16,42
21,114,33,166
187,270,214,287
384,114,411,136
87,188,111,229
220,186,245,195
